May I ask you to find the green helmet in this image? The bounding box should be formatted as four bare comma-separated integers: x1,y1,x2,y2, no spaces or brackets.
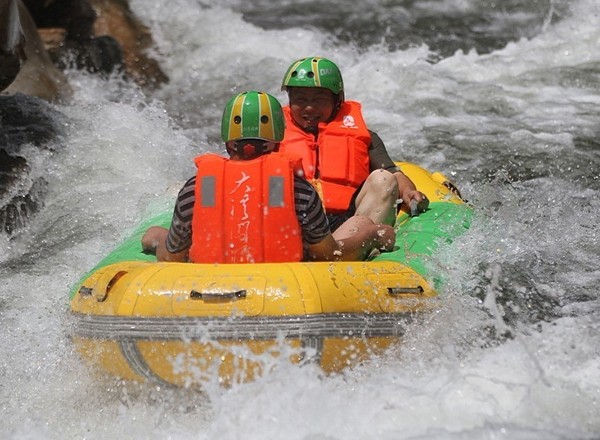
281,57,344,95
221,91,285,143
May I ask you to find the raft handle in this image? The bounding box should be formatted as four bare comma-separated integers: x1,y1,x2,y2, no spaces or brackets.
77,271,128,302
190,289,247,301
79,286,93,296
387,286,424,295
410,197,430,217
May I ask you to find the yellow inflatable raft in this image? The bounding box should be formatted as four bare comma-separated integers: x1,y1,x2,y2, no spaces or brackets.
70,163,471,387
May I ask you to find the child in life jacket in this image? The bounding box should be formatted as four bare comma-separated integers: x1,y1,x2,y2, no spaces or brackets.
278,56,427,231
142,91,395,263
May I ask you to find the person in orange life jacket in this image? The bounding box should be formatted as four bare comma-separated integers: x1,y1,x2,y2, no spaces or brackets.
141,91,395,263
279,56,427,232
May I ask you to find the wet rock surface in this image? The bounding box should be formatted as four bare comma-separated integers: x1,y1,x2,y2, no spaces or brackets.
0,94,65,235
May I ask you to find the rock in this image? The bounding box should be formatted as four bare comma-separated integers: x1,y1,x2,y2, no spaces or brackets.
0,93,65,236
1,0,72,102
25,0,168,88
90,0,168,88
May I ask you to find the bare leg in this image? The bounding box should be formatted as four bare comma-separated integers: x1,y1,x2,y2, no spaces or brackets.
354,169,399,226
332,215,375,241
332,215,395,253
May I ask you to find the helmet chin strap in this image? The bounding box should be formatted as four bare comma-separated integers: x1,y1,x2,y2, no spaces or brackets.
326,93,344,123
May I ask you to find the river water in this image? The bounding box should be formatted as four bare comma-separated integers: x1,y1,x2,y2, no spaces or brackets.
1,0,599,438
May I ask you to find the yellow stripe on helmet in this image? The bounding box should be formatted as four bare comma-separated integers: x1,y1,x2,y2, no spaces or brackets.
311,57,321,87
227,93,245,141
258,92,275,141
283,59,305,86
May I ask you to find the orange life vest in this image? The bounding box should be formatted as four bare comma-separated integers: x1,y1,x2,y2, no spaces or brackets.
280,101,371,213
188,153,303,263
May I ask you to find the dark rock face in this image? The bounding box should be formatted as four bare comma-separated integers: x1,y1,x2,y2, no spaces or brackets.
0,93,64,146
0,93,65,236
22,0,96,42
0,54,23,92
0,0,27,92
22,0,124,77
3,0,167,102
0,151,47,235
1,0,72,102
22,0,167,89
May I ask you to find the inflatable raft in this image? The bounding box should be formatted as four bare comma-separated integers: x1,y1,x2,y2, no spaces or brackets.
69,163,471,387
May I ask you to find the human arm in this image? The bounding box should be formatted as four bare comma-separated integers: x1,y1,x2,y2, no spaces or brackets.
140,176,195,262
141,226,188,262
394,170,426,209
368,130,426,210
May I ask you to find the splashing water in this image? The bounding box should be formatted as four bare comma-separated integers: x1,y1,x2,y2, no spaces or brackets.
1,0,599,438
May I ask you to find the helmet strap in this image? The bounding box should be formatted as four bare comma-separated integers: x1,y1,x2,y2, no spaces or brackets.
327,93,344,122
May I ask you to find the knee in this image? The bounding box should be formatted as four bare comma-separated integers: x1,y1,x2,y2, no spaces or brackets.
364,170,399,200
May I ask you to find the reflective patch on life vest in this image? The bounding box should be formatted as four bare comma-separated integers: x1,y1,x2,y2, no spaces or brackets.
200,175,216,207
269,176,284,207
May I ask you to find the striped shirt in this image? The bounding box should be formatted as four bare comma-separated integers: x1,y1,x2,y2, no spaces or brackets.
166,175,330,258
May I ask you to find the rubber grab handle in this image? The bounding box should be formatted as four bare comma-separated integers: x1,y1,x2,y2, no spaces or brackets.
410,197,430,217
190,289,247,301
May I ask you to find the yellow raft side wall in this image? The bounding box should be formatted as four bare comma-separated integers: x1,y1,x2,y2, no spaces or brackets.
74,335,397,388
70,260,431,387
71,261,435,318
397,162,463,205
72,337,147,382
